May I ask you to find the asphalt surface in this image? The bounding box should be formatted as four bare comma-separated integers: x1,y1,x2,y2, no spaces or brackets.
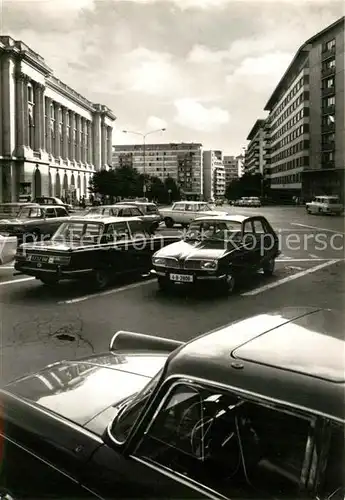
0,206,344,385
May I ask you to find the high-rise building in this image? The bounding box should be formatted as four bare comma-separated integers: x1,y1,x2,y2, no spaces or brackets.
264,16,344,201
223,155,239,184
0,36,116,203
203,150,226,200
244,119,269,177
112,143,203,199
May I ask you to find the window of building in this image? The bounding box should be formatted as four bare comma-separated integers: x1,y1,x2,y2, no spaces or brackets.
50,104,55,149
27,83,35,150
326,77,335,88
324,39,336,52
326,96,335,107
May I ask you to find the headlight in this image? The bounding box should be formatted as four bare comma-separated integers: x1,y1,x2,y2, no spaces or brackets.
153,257,166,266
200,260,218,270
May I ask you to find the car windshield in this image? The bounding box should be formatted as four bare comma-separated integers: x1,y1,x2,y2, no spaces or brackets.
185,220,242,241
17,207,43,218
110,368,163,444
52,221,104,244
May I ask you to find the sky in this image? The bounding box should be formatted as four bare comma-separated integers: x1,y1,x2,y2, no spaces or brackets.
1,0,343,156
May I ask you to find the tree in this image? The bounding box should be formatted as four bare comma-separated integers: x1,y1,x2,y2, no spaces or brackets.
164,177,180,202
225,173,270,201
89,170,118,197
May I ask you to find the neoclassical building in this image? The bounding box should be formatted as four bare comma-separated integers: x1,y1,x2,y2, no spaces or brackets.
0,36,116,203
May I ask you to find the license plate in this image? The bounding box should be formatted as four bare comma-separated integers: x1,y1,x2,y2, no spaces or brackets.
170,273,193,283
27,255,49,263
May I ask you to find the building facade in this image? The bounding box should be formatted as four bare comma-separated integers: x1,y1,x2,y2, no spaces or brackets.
113,143,203,199
264,17,344,201
244,119,267,176
202,150,226,200
0,36,116,203
223,155,239,184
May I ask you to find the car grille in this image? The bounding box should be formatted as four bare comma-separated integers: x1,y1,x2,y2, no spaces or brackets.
165,258,180,269
183,260,201,270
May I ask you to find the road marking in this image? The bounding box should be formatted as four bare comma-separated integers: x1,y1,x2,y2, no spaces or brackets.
276,258,335,262
308,254,320,259
59,278,156,304
0,277,35,286
291,223,344,234
0,265,15,270
241,259,339,296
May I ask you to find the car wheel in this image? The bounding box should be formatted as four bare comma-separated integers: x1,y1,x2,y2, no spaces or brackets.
92,269,110,290
263,258,275,276
223,274,236,294
39,276,59,286
318,208,322,214
165,217,174,228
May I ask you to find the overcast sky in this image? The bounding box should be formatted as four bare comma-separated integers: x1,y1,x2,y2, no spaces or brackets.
2,0,343,155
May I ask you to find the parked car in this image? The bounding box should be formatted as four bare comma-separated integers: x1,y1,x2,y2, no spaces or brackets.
0,234,17,265
0,307,343,500
151,215,280,293
118,201,162,231
14,217,179,288
306,196,343,216
33,196,74,213
247,197,261,207
0,202,38,222
0,204,70,245
159,201,226,228
85,204,159,233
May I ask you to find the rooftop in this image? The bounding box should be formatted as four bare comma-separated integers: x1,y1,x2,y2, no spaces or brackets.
246,119,266,141
264,16,344,111
165,307,345,422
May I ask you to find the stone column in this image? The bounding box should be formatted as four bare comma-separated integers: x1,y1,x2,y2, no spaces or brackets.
40,86,46,151
107,126,112,165
62,107,68,159
69,111,75,160
15,73,26,150
34,83,44,151
92,113,101,170
23,76,30,146
80,117,85,163
54,103,60,158
45,97,52,154
100,120,106,167
87,121,92,164
76,115,81,162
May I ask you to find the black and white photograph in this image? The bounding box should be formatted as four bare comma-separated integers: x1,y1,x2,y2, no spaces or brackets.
0,0,344,498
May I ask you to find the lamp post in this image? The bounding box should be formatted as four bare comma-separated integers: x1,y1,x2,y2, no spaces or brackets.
122,128,166,197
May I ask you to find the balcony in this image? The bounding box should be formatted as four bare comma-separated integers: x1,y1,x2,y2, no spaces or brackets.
321,123,335,133
322,104,335,115
321,161,335,169
321,141,335,152
321,46,336,61
321,66,336,79
321,86,335,97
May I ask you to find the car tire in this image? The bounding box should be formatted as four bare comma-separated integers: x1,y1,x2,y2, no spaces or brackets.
92,269,110,290
39,276,59,286
157,276,169,292
263,258,275,276
164,217,174,228
223,274,236,294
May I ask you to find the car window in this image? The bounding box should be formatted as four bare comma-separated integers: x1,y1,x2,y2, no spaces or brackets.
25,207,43,218
136,383,312,499
131,207,143,216
108,222,130,240
52,222,103,244
45,208,56,218
185,204,195,211
172,203,185,211
320,424,345,499
101,207,112,216
243,220,253,233
146,205,158,214
252,219,265,234
56,207,67,217
128,220,149,237
121,208,133,217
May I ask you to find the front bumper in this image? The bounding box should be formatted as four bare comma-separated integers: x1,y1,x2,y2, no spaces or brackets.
150,268,227,282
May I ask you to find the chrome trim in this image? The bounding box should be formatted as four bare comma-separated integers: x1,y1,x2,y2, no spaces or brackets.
0,389,104,443
130,455,228,500
197,274,226,281
0,433,103,499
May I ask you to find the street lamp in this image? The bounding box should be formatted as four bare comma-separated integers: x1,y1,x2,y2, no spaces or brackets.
122,128,166,197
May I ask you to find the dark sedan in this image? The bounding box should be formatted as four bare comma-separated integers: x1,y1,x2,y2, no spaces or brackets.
0,204,70,244
86,203,160,233
14,217,178,288
0,307,343,499
150,214,280,293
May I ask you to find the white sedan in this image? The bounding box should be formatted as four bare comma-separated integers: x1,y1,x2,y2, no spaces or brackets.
0,234,17,265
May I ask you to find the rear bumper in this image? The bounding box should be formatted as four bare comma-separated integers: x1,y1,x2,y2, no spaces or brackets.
14,262,93,280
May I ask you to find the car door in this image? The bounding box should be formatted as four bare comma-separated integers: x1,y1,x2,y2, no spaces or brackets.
171,202,186,224
127,220,153,271
104,221,133,275
239,219,259,270
184,203,198,224
0,437,94,498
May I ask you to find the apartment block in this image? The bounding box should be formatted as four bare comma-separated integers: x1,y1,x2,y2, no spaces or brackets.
0,36,116,203
223,155,239,184
264,16,344,201
203,150,226,200
244,119,267,175
112,143,203,199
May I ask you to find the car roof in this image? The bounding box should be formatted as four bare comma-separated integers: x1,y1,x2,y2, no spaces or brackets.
174,201,208,204
89,204,141,209
68,216,142,224
119,201,156,206
194,215,251,223
23,204,63,210
164,307,345,422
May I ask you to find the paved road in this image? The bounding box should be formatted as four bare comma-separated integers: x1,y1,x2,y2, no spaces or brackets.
0,206,344,385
